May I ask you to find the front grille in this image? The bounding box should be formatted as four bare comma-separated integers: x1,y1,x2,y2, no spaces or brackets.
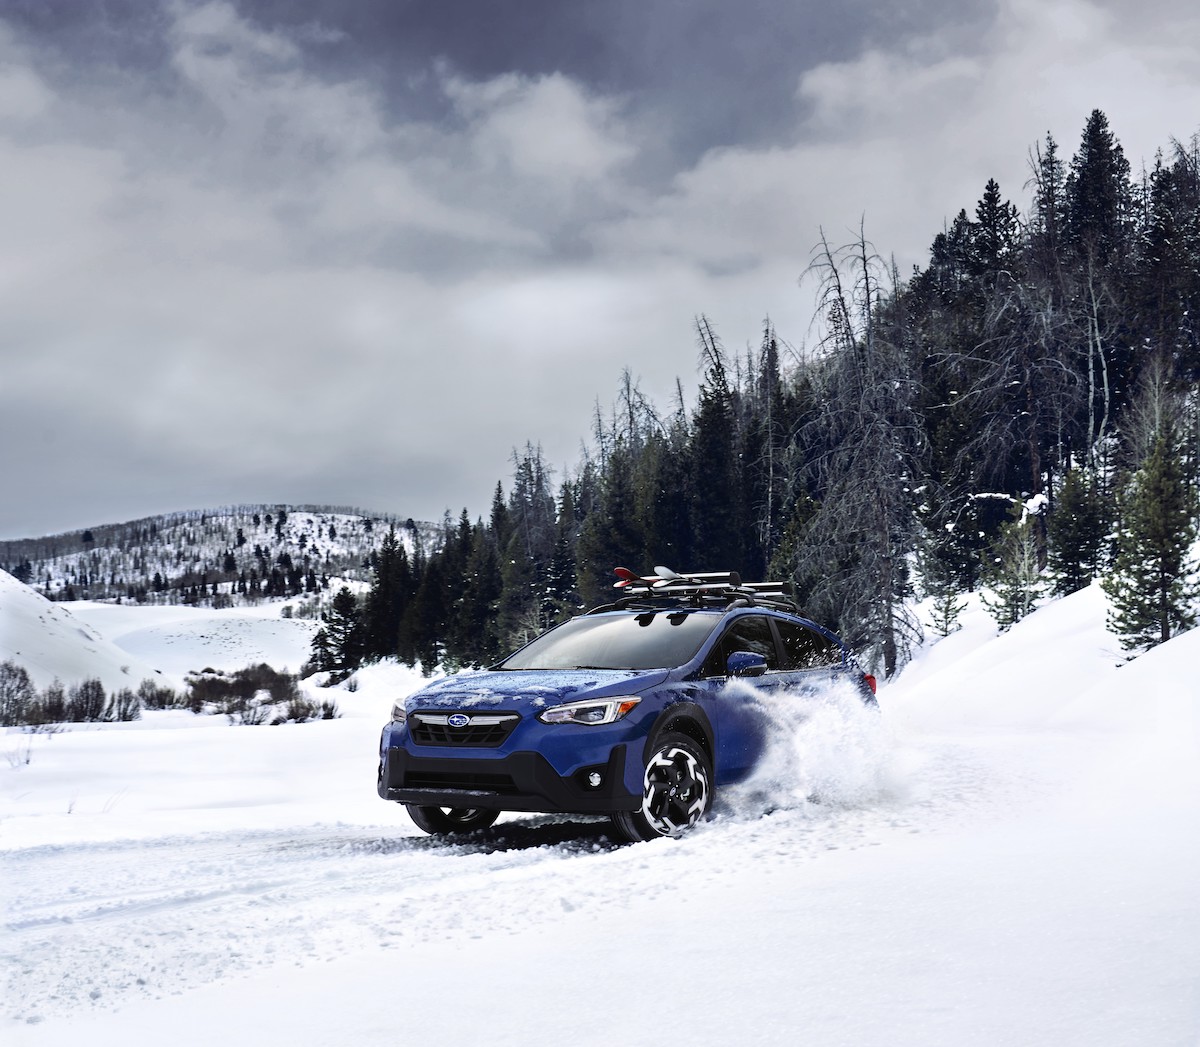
410,712,519,748
404,770,519,794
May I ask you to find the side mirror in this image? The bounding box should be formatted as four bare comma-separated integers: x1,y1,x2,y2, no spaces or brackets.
727,651,768,678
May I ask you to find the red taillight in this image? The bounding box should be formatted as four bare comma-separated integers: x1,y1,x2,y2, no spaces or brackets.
863,673,877,695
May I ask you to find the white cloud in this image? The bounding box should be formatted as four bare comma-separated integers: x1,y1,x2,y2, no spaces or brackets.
0,25,54,123
170,0,300,65
0,66,52,123
167,2,385,165
446,71,635,186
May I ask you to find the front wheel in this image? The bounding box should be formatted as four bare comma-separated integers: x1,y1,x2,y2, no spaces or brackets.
405,804,500,835
611,732,713,842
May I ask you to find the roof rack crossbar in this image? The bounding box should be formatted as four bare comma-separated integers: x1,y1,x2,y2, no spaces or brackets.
587,567,798,615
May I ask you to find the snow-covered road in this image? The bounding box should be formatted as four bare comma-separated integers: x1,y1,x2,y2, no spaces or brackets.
4,587,1199,1046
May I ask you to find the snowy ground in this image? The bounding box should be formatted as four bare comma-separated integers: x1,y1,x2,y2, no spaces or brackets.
2,585,1199,1046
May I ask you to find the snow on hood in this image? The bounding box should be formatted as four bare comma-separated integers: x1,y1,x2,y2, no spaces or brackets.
404,667,668,710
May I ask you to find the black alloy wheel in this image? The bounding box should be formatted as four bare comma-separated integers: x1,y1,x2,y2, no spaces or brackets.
611,732,712,842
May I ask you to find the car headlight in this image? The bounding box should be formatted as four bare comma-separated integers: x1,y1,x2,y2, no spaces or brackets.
538,697,641,725
390,700,407,724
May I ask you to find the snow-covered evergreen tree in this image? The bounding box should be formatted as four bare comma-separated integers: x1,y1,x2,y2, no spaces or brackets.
318,587,364,671
982,510,1046,631
1102,433,1198,651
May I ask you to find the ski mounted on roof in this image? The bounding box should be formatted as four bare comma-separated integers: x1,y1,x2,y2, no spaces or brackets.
587,566,798,614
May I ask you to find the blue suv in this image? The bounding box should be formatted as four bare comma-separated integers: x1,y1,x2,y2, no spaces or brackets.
377,569,877,842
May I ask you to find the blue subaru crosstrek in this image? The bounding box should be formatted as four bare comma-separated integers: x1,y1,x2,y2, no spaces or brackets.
377,569,877,842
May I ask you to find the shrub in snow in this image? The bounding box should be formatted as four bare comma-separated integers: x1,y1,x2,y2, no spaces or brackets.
67,679,108,722
182,664,338,724
231,695,274,726
137,678,182,710
107,688,142,722
0,665,144,725
0,660,38,726
282,695,340,723
38,679,67,723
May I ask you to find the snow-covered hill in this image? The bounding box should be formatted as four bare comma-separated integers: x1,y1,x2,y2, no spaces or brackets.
66,600,321,680
1,569,320,691
0,569,167,692
3,586,1198,1047
0,504,437,607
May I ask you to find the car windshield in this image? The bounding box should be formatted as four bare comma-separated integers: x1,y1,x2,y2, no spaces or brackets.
496,610,722,671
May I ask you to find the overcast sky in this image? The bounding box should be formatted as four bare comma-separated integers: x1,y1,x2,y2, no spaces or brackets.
2,0,1199,539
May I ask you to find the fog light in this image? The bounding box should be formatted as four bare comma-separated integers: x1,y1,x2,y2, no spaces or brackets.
588,772,603,788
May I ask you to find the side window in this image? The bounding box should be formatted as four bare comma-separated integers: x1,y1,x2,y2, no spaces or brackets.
702,616,779,677
776,620,843,670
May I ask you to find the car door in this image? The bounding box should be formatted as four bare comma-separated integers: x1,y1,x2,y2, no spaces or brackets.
695,613,783,781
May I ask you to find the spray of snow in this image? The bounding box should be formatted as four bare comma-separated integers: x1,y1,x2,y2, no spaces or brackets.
714,678,909,821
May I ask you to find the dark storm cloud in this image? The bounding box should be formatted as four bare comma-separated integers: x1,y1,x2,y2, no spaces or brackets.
1,0,1198,539
8,0,992,174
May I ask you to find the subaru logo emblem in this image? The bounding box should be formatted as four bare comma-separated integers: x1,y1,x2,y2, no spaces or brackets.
447,713,470,728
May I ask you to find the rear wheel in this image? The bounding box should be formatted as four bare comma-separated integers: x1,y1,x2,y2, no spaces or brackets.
405,805,500,835
611,732,712,842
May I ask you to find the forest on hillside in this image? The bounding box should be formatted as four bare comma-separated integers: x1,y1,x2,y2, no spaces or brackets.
0,506,437,609
313,110,1200,679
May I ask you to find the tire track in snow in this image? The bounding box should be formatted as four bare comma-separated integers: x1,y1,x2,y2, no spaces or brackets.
3,723,1097,1026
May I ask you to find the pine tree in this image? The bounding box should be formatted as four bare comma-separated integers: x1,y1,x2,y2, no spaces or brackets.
1138,137,1200,381
1102,433,1199,651
361,526,412,661
634,421,692,572
450,521,504,667
545,483,581,614
1046,468,1107,595
917,524,968,637
319,586,364,671
739,320,794,578
981,510,1046,630
575,444,643,608
970,178,1021,282
1027,132,1067,289
928,583,967,638
498,446,558,644
310,627,335,672
1064,109,1133,268
688,316,743,570
405,557,448,672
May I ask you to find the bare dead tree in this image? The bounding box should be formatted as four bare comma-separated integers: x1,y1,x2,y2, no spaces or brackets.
781,227,925,677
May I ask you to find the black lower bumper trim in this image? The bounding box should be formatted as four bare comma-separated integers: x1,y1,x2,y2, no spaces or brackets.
378,745,639,814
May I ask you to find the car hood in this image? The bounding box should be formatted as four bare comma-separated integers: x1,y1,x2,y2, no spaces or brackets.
405,668,670,712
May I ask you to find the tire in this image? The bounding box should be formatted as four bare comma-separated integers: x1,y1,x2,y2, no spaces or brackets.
611,731,713,842
405,804,500,835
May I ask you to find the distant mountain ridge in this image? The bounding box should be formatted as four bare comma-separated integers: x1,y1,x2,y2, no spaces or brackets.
0,504,439,608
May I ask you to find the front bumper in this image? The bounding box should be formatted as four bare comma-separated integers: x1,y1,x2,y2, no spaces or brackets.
377,743,639,814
